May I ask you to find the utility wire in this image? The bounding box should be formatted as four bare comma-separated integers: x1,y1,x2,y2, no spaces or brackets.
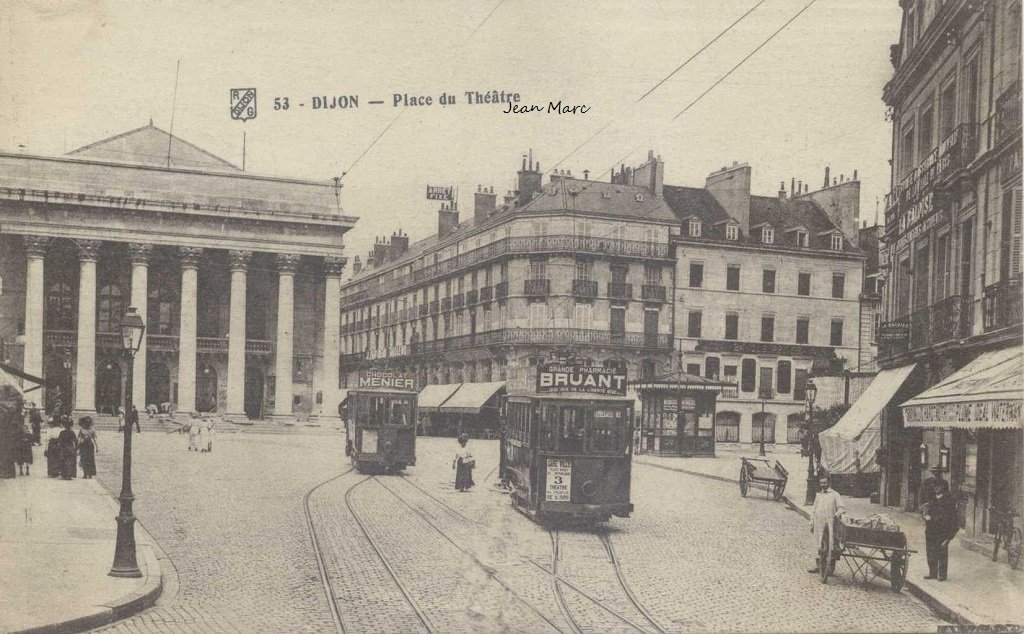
343,109,406,178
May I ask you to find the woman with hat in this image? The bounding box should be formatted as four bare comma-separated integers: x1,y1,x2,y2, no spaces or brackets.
452,433,475,492
77,416,99,479
44,415,62,477
57,417,78,480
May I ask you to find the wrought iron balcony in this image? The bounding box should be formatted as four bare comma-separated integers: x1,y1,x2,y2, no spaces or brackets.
453,293,465,309
607,282,633,299
879,294,973,360
441,297,452,312
995,82,1022,146
524,278,550,297
479,286,493,302
466,290,478,305
572,279,598,298
641,284,667,301
983,275,1023,333
429,300,439,314
419,304,429,317
495,281,509,299
407,327,673,355
340,352,366,368
929,295,973,345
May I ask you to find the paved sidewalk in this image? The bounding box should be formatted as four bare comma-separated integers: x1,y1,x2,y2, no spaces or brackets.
0,449,162,634
635,451,1024,626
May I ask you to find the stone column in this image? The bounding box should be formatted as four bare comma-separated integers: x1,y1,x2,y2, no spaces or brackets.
177,247,201,413
273,254,300,419
314,255,346,422
226,250,251,419
128,244,151,411
22,236,48,400
73,240,102,415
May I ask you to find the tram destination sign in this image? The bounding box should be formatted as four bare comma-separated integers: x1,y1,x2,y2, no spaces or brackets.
357,370,415,390
536,364,628,396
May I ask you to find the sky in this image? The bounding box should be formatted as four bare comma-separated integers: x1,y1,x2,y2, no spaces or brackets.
1,0,902,273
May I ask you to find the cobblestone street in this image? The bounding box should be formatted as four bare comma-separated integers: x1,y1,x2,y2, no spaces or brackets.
88,433,946,632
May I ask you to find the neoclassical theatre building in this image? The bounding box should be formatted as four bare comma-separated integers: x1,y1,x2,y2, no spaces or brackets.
0,124,356,421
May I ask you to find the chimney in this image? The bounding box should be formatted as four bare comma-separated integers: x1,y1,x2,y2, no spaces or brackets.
438,203,459,238
705,162,751,235
373,237,389,266
390,230,409,259
365,250,375,269
790,177,796,199
778,181,787,200
583,169,589,180
631,150,664,198
474,185,497,223
352,255,362,275
503,190,516,206
797,180,803,197
516,149,542,205
824,166,830,189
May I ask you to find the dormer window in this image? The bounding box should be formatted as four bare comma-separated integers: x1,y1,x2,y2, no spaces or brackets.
796,230,808,247
689,219,702,237
831,234,843,251
762,227,774,244
726,224,739,241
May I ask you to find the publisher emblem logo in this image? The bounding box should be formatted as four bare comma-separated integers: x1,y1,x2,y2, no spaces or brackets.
230,88,257,121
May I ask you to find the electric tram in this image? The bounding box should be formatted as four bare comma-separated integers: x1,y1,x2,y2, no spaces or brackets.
345,387,417,474
500,384,635,523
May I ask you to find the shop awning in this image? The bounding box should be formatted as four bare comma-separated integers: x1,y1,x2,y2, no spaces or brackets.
820,363,916,474
417,383,462,413
633,371,734,393
438,381,507,414
901,348,1023,429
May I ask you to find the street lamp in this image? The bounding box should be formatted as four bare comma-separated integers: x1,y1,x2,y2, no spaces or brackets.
758,385,773,457
804,380,819,506
109,306,145,578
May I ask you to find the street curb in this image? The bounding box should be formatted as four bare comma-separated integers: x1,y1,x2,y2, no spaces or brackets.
633,456,978,626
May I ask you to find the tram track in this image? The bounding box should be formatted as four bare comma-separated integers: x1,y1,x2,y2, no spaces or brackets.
598,532,668,634
302,467,354,634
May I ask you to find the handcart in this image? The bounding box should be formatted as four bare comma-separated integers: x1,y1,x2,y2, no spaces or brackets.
738,457,788,500
819,515,916,591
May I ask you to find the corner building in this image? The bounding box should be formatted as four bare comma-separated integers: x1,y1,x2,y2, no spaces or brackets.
0,124,356,421
339,155,678,399
876,0,1022,542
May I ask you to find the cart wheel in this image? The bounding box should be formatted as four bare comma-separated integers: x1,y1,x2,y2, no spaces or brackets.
819,528,831,584
1007,528,1023,570
772,482,785,501
889,552,907,592
739,470,749,497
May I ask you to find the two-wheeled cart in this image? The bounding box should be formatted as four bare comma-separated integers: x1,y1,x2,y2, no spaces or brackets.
738,457,788,500
819,515,916,591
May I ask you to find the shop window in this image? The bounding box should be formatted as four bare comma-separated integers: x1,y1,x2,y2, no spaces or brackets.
752,412,776,443
787,412,805,444
716,411,740,442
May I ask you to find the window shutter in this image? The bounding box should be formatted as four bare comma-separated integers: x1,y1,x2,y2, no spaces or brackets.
1013,186,1022,276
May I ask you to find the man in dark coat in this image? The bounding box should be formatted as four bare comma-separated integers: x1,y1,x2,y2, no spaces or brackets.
130,405,141,433
918,465,948,510
923,480,959,581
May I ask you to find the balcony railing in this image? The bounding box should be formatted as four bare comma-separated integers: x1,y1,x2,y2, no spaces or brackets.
453,293,465,309
524,278,550,297
929,295,973,345
641,284,667,301
995,82,1022,145
879,295,973,359
429,300,439,314
983,275,1023,333
340,352,366,368
441,297,451,312
409,327,673,355
572,279,598,298
419,304,429,317
495,281,509,299
479,286,493,303
466,290,478,305
607,282,633,299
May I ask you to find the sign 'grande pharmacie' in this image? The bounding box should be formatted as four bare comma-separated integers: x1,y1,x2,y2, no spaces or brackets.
536,364,628,396
357,370,415,390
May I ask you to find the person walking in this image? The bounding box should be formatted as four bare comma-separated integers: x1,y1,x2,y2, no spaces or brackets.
116,406,125,433
199,417,210,453
130,405,141,433
15,418,33,476
188,418,201,451
453,433,475,492
57,418,78,480
29,404,43,446
808,472,846,573
44,416,62,477
924,480,959,581
77,417,99,479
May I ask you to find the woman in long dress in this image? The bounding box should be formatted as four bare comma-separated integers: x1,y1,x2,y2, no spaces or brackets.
77,417,98,478
15,420,33,475
453,433,475,492
198,418,210,453
188,419,201,451
45,416,61,477
57,419,78,480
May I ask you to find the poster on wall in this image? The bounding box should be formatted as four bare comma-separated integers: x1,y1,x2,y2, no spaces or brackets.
545,458,572,502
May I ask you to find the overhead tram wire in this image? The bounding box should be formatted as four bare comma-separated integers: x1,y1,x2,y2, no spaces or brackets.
547,0,769,174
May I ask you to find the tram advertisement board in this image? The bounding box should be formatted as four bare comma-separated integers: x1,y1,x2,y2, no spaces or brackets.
546,458,572,502
357,369,415,390
536,364,627,396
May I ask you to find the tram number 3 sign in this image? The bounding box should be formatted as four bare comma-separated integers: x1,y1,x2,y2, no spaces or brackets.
546,458,572,502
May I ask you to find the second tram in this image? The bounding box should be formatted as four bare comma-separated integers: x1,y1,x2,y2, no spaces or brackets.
500,393,634,523
345,388,417,473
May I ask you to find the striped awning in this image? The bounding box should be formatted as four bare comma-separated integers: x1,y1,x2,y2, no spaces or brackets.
417,383,462,413
901,348,1022,430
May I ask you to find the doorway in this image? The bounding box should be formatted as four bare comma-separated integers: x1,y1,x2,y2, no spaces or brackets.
197,364,218,413
146,362,171,410
244,366,265,419
95,360,122,415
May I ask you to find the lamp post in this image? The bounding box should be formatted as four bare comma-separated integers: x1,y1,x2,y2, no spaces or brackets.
804,380,819,506
109,306,145,578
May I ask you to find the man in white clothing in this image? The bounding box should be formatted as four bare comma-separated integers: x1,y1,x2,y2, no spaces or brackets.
808,472,846,573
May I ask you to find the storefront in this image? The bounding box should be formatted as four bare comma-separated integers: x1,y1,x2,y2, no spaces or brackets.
416,383,461,435
435,381,506,438
900,348,1023,540
634,372,731,457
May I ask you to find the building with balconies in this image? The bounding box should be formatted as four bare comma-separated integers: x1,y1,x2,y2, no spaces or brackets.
0,123,357,422
874,0,1022,542
338,152,678,402
664,162,867,453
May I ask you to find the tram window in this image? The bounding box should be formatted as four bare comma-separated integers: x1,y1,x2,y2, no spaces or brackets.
540,405,560,451
589,408,625,453
559,407,586,453
390,398,412,425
